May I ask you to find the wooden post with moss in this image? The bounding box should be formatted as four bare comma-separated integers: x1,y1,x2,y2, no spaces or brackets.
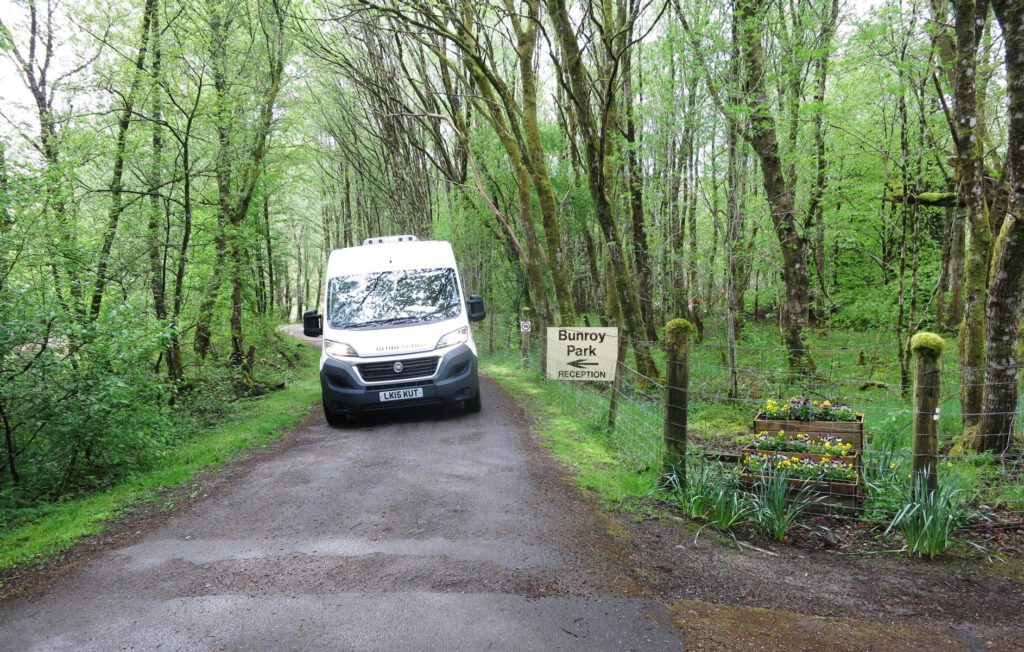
607,331,628,431
488,309,495,356
663,319,694,483
520,306,532,367
911,332,944,495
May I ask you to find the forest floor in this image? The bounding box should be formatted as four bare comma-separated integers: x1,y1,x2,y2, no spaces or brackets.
483,356,1024,650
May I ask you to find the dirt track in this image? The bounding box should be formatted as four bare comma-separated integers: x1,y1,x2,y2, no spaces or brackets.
0,339,683,650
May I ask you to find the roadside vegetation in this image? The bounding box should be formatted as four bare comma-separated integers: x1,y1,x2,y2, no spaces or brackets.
482,320,1023,560
0,340,318,581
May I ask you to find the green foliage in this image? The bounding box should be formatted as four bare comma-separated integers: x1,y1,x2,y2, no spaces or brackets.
861,414,912,521
0,294,170,504
885,473,969,558
670,460,750,531
750,467,823,541
0,344,320,576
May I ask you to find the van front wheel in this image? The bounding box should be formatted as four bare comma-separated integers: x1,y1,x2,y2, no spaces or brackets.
464,390,482,414
323,400,347,427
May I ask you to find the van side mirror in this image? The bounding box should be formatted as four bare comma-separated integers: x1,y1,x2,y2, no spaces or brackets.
302,310,323,337
467,295,486,322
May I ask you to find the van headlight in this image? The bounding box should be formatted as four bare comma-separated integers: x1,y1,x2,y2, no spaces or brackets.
435,327,469,349
324,340,357,359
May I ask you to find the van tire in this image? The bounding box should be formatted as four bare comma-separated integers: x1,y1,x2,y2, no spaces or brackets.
323,401,347,427
464,390,482,414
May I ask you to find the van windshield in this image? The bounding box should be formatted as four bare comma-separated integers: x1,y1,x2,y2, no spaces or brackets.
327,268,462,329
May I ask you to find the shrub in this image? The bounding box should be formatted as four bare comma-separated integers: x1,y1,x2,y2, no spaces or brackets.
0,301,171,503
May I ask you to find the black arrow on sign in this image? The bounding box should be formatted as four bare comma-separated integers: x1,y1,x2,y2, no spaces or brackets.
567,358,599,369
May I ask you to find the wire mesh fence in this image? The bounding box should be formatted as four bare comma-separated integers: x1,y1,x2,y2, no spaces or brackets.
478,315,1024,554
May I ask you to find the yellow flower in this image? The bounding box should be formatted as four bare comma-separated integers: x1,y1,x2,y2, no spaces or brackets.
821,400,831,408
889,463,897,469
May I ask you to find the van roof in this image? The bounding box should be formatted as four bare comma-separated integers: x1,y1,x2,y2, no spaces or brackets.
326,239,457,277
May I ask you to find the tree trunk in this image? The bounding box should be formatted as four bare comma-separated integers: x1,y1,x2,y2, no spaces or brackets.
545,0,658,379
623,30,656,341
946,204,967,329
89,0,157,320
806,0,839,322
737,0,814,374
516,0,577,326
978,0,1024,454
951,0,992,438
146,7,178,382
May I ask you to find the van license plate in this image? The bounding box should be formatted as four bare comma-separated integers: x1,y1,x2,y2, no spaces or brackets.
379,387,424,402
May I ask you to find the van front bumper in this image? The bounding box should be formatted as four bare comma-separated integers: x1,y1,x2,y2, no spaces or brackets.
320,344,479,415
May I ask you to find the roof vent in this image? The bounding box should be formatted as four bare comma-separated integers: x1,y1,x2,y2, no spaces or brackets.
363,235,419,245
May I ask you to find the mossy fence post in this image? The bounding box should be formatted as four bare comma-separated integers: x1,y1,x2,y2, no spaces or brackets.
911,332,944,495
488,309,495,356
663,319,694,485
520,306,532,367
607,331,627,431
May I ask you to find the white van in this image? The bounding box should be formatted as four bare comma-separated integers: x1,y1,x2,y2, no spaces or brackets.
303,236,486,425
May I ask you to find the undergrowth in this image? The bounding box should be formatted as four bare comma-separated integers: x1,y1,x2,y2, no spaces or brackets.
0,341,320,580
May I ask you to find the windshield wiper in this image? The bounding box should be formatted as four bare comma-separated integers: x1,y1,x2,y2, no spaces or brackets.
341,316,421,329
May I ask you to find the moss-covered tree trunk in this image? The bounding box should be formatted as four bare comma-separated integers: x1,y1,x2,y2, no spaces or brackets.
515,0,577,326
979,0,1024,454
545,0,658,380
622,23,657,341
456,48,554,338
951,0,991,438
737,0,814,375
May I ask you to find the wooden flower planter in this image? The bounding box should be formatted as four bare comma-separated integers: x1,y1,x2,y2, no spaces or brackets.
740,447,862,503
752,413,865,451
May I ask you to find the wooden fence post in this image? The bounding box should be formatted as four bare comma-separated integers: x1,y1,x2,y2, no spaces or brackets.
910,332,944,495
663,319,694,484
520,306,532,367
488,310,495,356
607,331,627,431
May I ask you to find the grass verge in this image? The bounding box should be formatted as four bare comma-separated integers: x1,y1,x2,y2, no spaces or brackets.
0,344,320,580
483,355,660,510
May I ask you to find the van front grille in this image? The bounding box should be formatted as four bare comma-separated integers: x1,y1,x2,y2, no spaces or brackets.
357,356,440,382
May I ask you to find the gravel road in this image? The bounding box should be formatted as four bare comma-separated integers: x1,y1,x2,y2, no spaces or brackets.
0,334,685,651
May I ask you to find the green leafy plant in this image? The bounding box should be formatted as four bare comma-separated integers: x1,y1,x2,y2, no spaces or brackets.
750,467,823,541
886,473,968,558
705,483,751,531
670,461,750,531
861,417,911,520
